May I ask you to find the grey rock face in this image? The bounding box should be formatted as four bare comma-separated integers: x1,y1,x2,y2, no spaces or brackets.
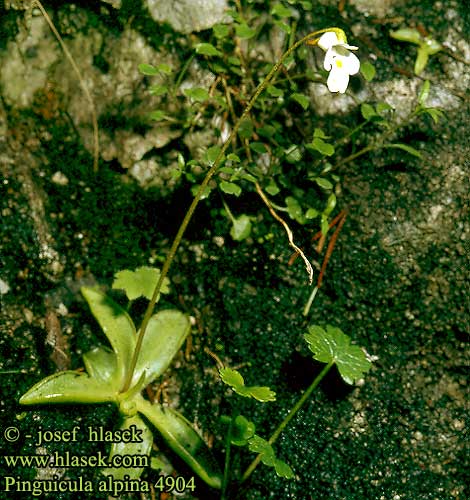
146,0,229,33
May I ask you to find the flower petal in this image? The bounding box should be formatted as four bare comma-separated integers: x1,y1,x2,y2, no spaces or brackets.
318,31,340,51
327,66,350,94
343,51,360,75
323,48,336,71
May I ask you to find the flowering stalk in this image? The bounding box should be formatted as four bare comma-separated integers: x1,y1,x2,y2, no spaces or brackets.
122,27,358,393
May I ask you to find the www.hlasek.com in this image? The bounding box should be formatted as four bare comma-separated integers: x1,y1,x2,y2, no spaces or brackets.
3,450,148,469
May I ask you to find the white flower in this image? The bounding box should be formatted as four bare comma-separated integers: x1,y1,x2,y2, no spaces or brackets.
317,31,360,94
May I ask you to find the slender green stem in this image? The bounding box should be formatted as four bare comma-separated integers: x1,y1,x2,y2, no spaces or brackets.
222,198,235,223
303,285,319,316
122,28,342,392
221,415,235,499
332,144,377,170
173,53,195,94
240,360,334,484
332,109,421,172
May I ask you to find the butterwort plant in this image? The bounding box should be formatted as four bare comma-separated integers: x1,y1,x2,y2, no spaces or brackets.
20,267,222,488
20,27,364,490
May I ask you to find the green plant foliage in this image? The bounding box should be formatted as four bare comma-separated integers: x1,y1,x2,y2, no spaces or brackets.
213,23,230,39
220,180,242,196
227,414,256,446
103,414,153,480
149,84,169,96
385,143,422,158
271,3,293,18
360,103,377,120
230,214,252,241
311,137,335,156
81,287,136,385
138,63,159,76
235,23,257,39
112,266,170,301
304,325,371,384
20,283,221,489
390,28,442,75
285,196,306,224
195,42,222,56
315,177,333,190
247,435,294,479
205,145,224,165
291,92,310,110
238,118,254,139
219,367,276,402
184,87,210,102
360,60,376,81
416,80,444,123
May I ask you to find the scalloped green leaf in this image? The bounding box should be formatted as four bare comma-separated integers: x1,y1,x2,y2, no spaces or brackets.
19,371,117,405
248,434,272,458
219,368,276,402
102,414,153,480
195,43,222,57
149,84,168,96
112,267,170,301
230,415,256,446
360,61,376,82
136,397,222,489
156,63,172,75
133,310,190,386
311,137,335,156
235,23,256,39
360,103,377,120
285,196,305,224
184,87,210,102
285,144,302,163
206,145,223,165
304,325,371,384
291,92,309,110
138,63,159,75
274,458,294,478
230,214,252,241
220,367,244,388
220,181,242,197
81,287,136,386
266,85,284,98
247,435,293,477
271,3,292,17
213,23,230,39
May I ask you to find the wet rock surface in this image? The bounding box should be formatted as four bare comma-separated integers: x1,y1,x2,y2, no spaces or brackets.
0,1,468,500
